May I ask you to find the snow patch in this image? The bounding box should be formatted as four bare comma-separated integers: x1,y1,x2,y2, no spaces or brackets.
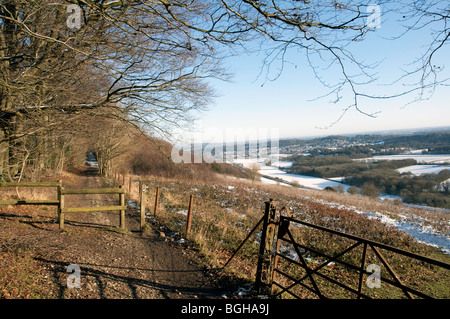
85,152,99,168
351,209,450,254
358,154,450,164
397,164,450,175
176,210,188,216
127,200,138,209
233,157,351,191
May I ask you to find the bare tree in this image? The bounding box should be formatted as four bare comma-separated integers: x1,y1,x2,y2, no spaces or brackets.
0,0,224,178
1,1,448,179
217,1,448,121
2,1,448,119
387,1,449,102
65,2,450,119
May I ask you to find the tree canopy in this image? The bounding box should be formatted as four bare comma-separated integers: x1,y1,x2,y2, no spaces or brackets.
1,0,448,179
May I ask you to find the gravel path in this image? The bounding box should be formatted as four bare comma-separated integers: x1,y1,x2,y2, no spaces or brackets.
1,164,243,299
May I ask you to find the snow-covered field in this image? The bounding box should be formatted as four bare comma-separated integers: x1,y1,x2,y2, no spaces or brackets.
233,158,351,191
355,209,450,255
396,164,450,175
259,162,351,190
232,155,450,255
235,153,449,190
358,154,450,164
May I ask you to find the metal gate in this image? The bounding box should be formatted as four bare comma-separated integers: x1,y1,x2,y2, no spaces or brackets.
235,199,450,299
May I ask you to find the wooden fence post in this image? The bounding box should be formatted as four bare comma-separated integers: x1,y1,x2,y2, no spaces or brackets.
128,175,132,193
154,186,160,217
139,181,143,206
119,185,125,229
140,182,146,232
186,195,193,238
58,181,65,230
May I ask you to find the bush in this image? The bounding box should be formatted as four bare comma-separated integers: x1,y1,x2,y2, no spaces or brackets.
347,186,359,195
333,184,345,193
361,182,380,198
291,181,300,187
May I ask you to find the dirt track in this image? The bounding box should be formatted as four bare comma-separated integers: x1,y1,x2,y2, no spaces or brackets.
1,164,243,299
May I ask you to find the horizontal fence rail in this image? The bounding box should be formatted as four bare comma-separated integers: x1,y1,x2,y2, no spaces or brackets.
0,181,61,207
281,216,450,269
60,205,127,214
60,188,125,195
58,185,126,230
0,182,61,187
0,199,60,206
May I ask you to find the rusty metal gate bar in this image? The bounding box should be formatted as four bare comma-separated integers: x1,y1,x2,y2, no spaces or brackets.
272,241,365,298
254,199,278,294
269,213,450,299
284,226,323,298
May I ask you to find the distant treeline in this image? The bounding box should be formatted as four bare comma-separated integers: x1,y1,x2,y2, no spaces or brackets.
287,154,450,208
282,132,450,159
346,169,450,209
381,132,450,154
287,155,417,179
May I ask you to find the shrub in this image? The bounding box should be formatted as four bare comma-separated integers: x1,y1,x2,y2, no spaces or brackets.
333,184,345,193
347,186,359,195
361,182,380,198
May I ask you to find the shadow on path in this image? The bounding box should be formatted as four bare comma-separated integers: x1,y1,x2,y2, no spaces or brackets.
35,255,229,299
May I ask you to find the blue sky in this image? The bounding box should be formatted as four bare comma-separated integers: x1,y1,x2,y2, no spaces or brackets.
180,6,450,143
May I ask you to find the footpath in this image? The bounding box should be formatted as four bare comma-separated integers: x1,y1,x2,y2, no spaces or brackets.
0,163,242,299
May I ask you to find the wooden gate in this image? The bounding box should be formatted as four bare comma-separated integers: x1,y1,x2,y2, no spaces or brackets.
0,181,126,231
58,186,126,230
0,181,61,206
252,200,450,299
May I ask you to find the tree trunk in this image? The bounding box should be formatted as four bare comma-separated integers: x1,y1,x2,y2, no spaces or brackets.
0,128,5,180
0,126,13,182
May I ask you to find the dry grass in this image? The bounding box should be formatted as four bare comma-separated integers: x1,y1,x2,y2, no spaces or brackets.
135,173,449,298
0,186,58,202
247,179,449,236
0,203,63,299
0,247,57,299
3,171,447,298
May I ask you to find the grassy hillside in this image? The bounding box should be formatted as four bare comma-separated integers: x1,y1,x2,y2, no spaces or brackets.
1,134,449,299
131,173,450,299
104,134,253,181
